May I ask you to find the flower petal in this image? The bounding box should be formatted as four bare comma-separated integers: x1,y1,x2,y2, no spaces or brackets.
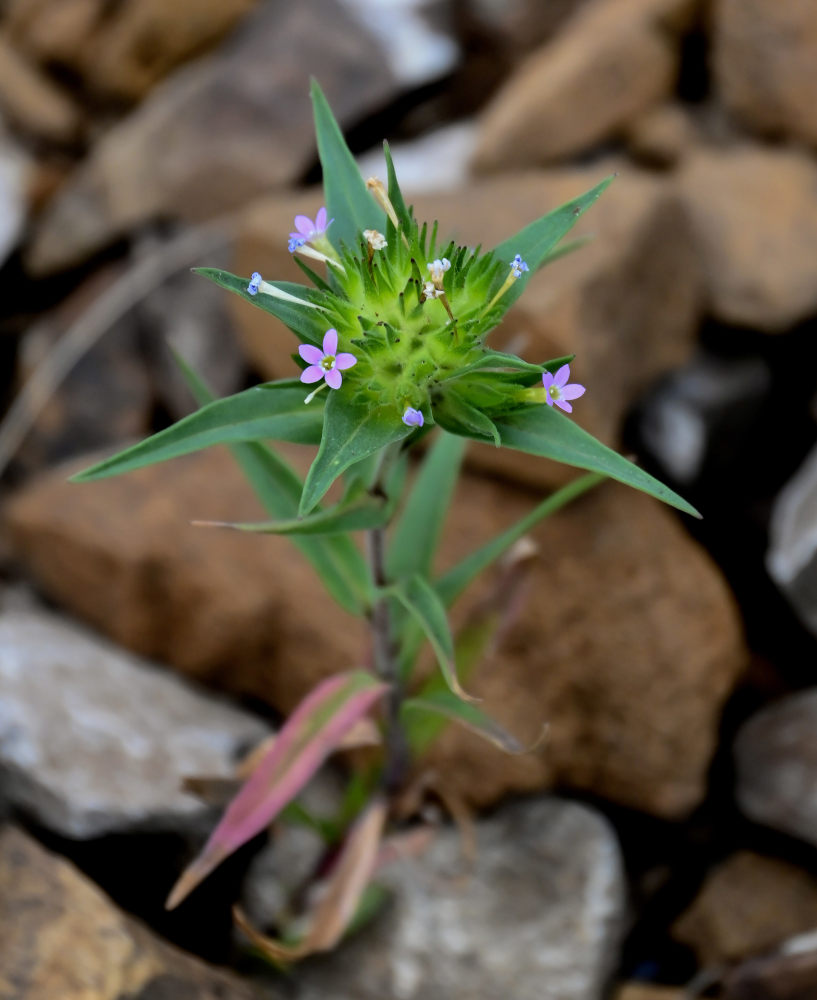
542,372,555,390
334,353,357,371
294,214,315,237
300,366,324,384
299,344,323,365
315,206,327,232
544,393,555,406
325,368,343,390
555,398,573,413
553,364,571,388
560,384,586,400
322,328,338,357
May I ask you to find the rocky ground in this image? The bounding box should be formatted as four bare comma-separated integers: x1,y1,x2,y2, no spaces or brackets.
1,0,817,997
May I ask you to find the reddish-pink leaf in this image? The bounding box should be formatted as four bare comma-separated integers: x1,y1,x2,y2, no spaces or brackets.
166,670,388,910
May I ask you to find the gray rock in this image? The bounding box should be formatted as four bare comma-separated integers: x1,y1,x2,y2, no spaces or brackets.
25,0,399,274
293,797,626,1000
0,117,28,268
0,607,269,838
768,442,817,637
735,690,817,847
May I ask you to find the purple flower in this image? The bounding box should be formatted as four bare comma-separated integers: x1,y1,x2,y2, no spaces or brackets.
542,364,585,413
510,254,529,278
247,271,262,295
402,407,424,428
298,328,357,390
288,206,333,252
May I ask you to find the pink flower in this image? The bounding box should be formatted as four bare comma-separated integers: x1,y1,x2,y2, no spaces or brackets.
299,328,357,390
542,364,585,413
288,207,332,252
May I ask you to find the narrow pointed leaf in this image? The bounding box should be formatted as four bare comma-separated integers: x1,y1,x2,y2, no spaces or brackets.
194,491,390,536
195,268,328,346
166,671,388,909
71,381,323,482
386,431,466,581
300,391,411,515
433,389,500,446
402,692,545,756
390,573,477,703
311,79,385,249
494,406,699,517
383,141,412,230
491,174,615,310
170,351,370,614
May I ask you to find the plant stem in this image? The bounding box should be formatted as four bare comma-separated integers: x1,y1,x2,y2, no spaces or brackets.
367,524,409,793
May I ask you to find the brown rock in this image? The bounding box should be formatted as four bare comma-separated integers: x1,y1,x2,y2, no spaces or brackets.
678,146,817,332
672,852,817,965
232,166,701,489
724,945,817,1000
5,0,105,69
0,825,276,999
625,103,699,167
472,0,697,170
0,32,81,143
25,0,397,274
613,985,685,1000
713,0,817,147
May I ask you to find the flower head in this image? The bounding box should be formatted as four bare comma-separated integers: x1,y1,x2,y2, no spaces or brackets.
247,271,262,296
364,229,387,251
427,258,451,286
510,254,529,278
542,364,585,413
299,328,357,391
422,280,444,301
288,207,332,252
402,407,424,428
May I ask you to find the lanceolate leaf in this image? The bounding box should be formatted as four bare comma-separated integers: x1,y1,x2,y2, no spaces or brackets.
386,431,467,581
194,491,391,536
390,573,477,703
433,389,500,446
300,391,411,515
166,671,388,910
311,79,385,250
195,268,329,347
402,692,545,756
383,141,412,231
491,174,615,310
494,405,700,517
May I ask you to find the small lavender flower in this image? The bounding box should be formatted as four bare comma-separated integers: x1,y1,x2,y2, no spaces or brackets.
299,328,357,391
247,271,262,296
427,258,451,285
288,206,332,252
542,364,586,413
402,407,424,428
510,254,529,278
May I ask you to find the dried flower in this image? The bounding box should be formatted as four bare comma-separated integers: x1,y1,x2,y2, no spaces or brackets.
542,364,585,413
299,328,357,391
289,207,332,252
247,271,263,296
364,229,387,251
422,281,444,301
402,407,424,428
427,258,451,286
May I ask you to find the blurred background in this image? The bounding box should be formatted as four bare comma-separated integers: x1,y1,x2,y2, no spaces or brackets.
1,1,817,998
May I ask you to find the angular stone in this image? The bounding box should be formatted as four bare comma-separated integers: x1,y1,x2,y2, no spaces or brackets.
677,147,817,332
25,0,397,274
734,690,817,847
724,942,817,1000
767,441,817,637
0,825,277,1000
624,103,699,168
0,607,269,838
472,0,695,170
672,852,817,965
463,0,590,58
713,0,817,147
295,797,626,1000
0,32,81,143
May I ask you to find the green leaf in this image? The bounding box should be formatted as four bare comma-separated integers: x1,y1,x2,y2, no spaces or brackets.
495,405,700,518
491,174,615,310
386,431,467,581
195,492,391,536
383,141,412,230
390,573,475,702
402,691,539,756
311,79,385,250
71,381,324,483
436,472,605,607
169,350,371,614
433,388,500,446
300,391,410,515
195,268,328,347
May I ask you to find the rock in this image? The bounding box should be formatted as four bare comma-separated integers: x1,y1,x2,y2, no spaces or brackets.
5,0,105,70
294,797,625,1000
232,165,701,488
356,121,478,194
4,447,367,706
0,32,81,143
0,606,269,838
25,0,398,275
0,118,28,268
767,442,817,637
713,0,817,147
463,0,590,58
612,986,684,1000
677,146,817,332
0,825,277,999
724,940,817,1000
471,0,696,170
624,103,699,167
672,852,817,965
734,690,817,847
